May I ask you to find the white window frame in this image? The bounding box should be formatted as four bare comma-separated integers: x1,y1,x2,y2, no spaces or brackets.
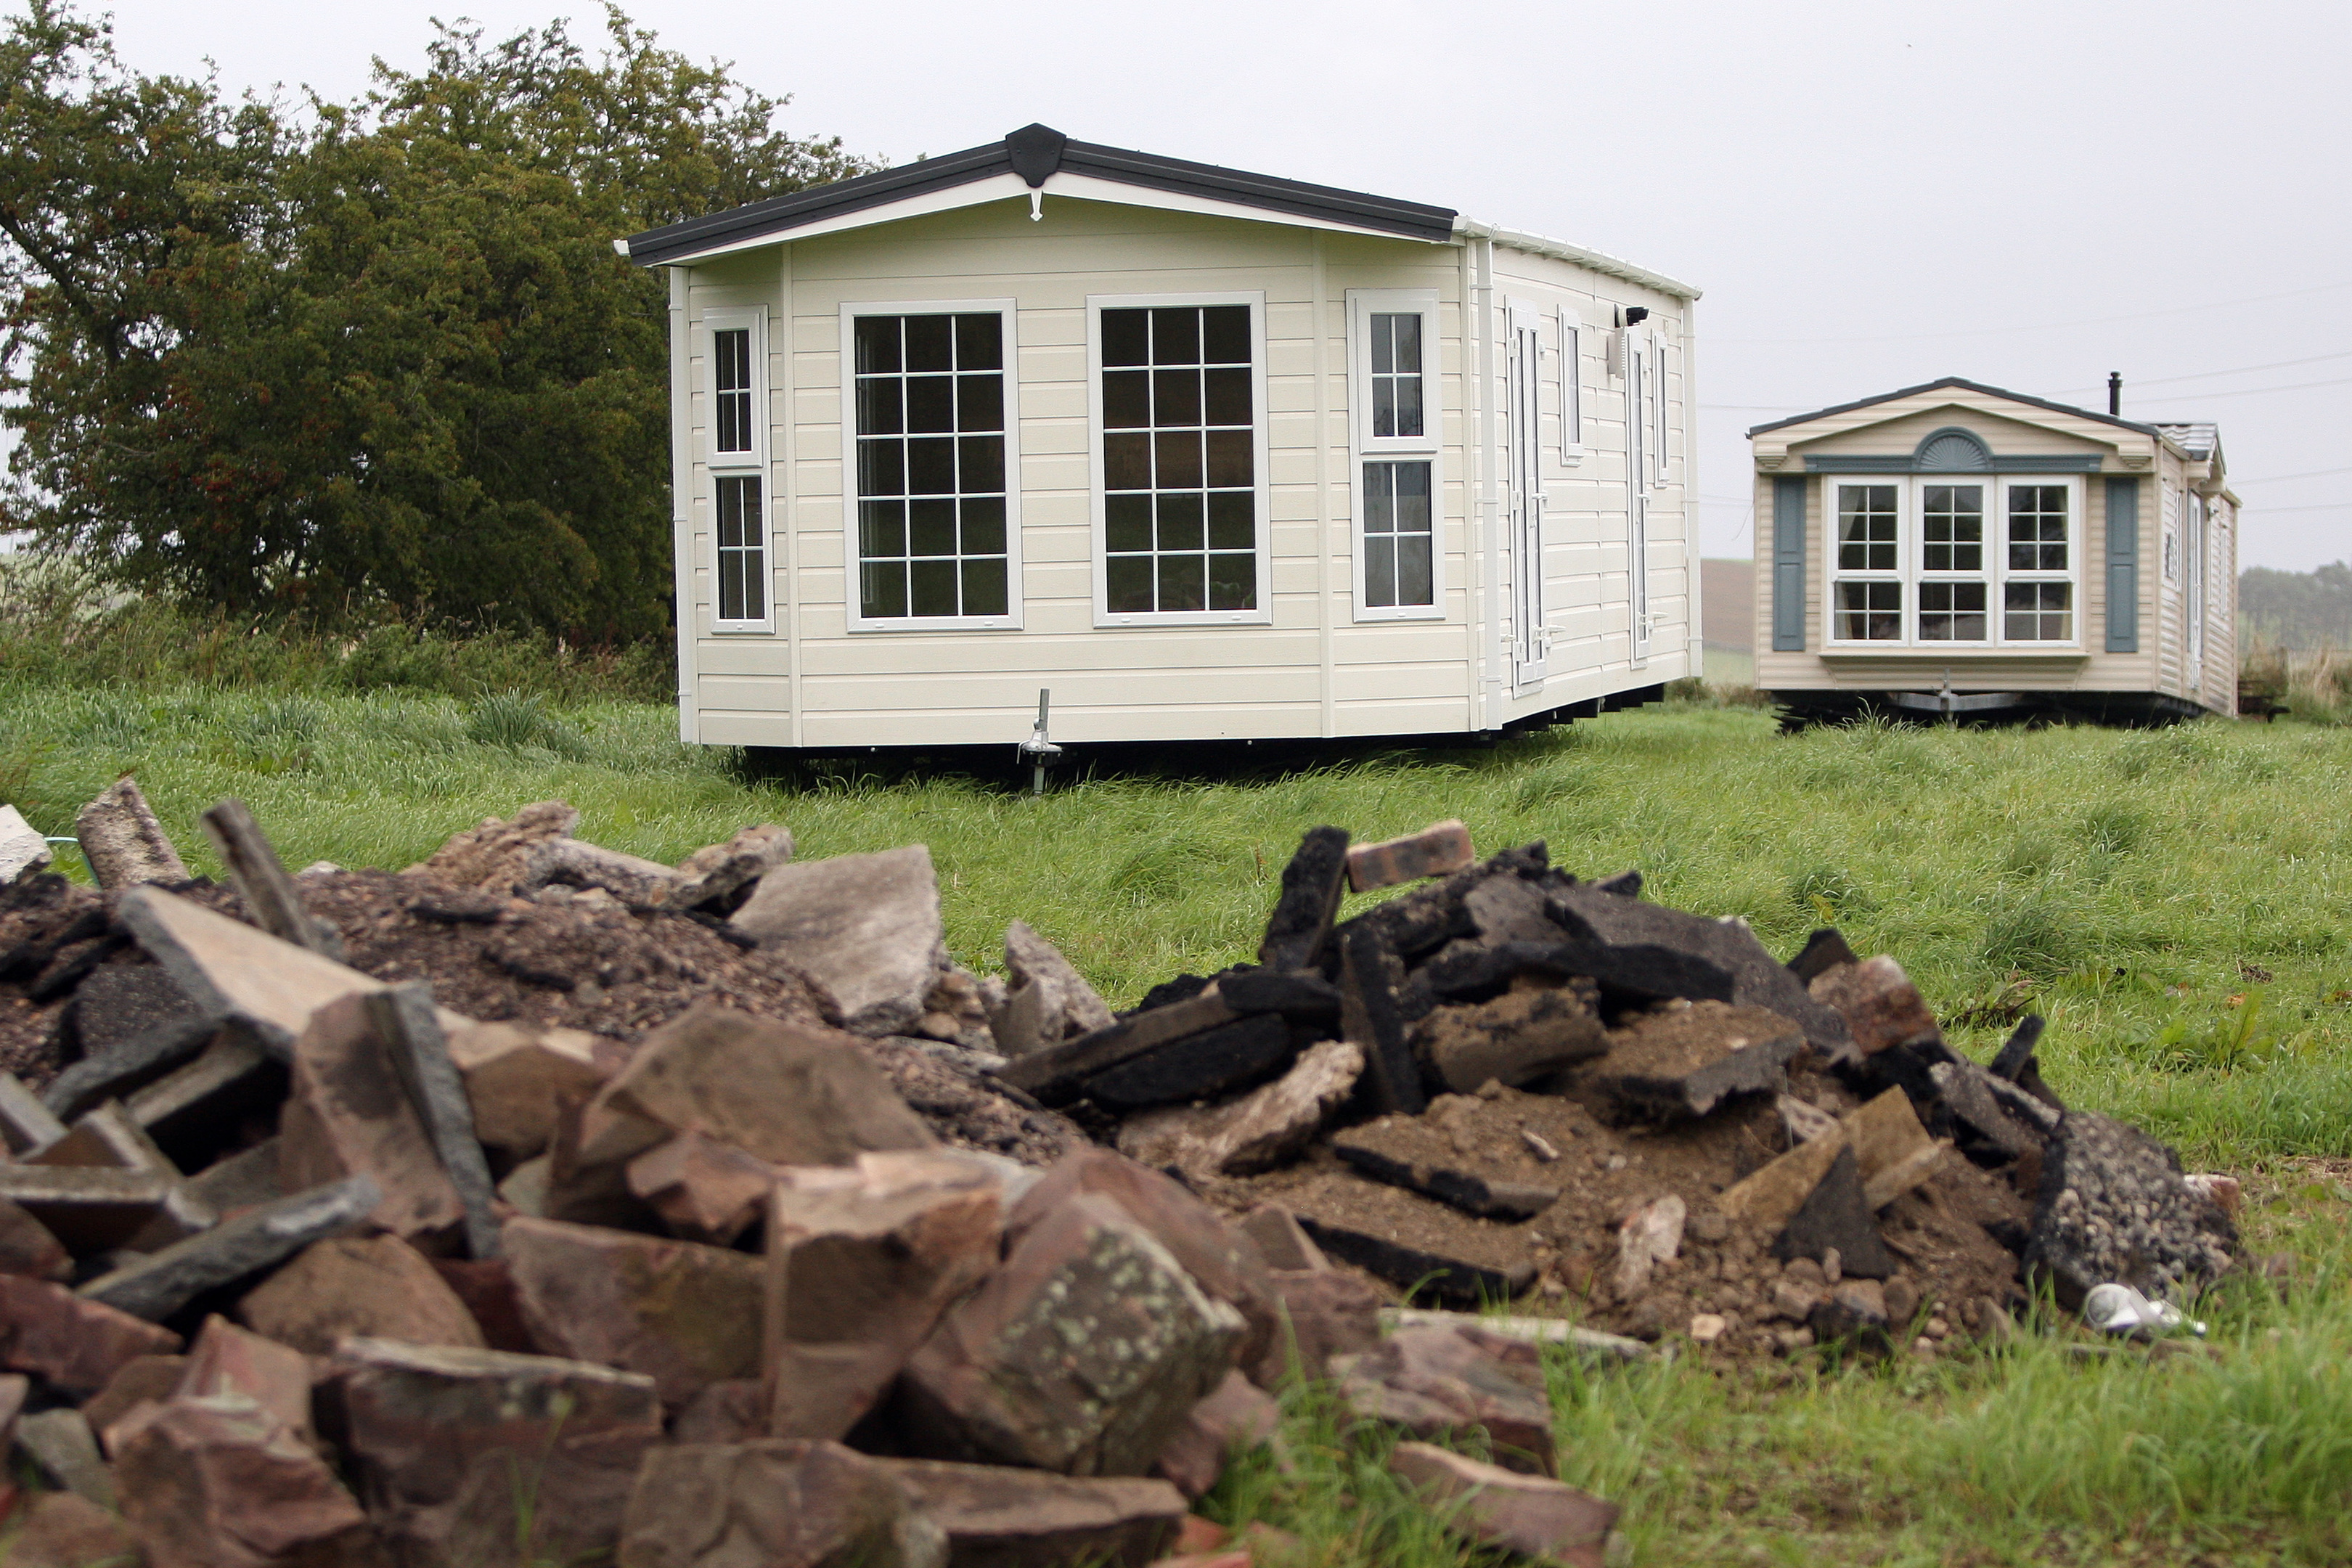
1558,308,1584,464
700,306,772,633
1819,475,2083,649
2184,488,2207,677
1650,328,1670,489
838,298,1024,633
1346,289,1443,624
1087,290,1273,628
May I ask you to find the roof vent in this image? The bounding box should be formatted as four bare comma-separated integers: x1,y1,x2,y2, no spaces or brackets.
1005,124,1068,188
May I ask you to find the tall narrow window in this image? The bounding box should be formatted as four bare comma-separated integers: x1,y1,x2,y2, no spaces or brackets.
1100,302,1257,615
1348,290,1441,619
2002,483,2072,640
713,329,754,457
703,308,767,629
715,476,764,622
850,307,1015,623
1917,482,1988,641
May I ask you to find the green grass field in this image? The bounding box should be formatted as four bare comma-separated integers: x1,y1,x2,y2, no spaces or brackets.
5,681,2349,1564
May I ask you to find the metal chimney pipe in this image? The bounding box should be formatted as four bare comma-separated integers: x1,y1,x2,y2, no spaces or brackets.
2108,372,2122,417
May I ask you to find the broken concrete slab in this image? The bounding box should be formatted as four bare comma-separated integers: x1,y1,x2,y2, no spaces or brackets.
626,1131,776,1246
1346,819,1474,893
1809,955,1940,1055
616,1439,947,1568
1339,923,1425,1116
116,884,401,1057
111,1391,375,1568
80,1174,380,1323
1331,1123,1562,1222
17,1406,118,1508
0,1274,182,1390
665,822,796,914
75,776,192,890
1081,1013,1297,1111
502,1214,764,1408
1389,1442,1619,1568
1410,984,1608,1095
2024,1111,2238,1312
441,1016,611,1159
0,804,50,884
200,796,348,959
1585,1001,1806,1122
281,991,467,1244
872,1458,1188,1568
731,845,948,1035
236,1235,488,1356
1006,919,1116,1037
898,1192,1245,1475
1335,1322,1556,1475
1152,1370,1279,1500
1118,1040,1362,1180
0,1196,70,1281
173,1313,315,1443
1251,1268,1382,1389
326,1336,662,1568
0,1161,179,1253
410,801,580,896
1842,1087,1947,1210
763,1151,1005,1441
1258,826,1349,973
1551,883,1859,1063
596,1002,937,1167
0,1069,68,1153
1772,1146,1897,1280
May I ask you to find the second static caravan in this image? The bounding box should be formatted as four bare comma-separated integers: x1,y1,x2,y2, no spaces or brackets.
620,125,1704,754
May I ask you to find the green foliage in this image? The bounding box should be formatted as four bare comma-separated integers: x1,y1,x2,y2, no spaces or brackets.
2240,561,2352,650
0,2,872,640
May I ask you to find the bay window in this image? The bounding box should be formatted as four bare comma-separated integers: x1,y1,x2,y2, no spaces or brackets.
1824,475,2078,647
843,300,1021,629
1091,293,1269,624
1348,289,1442,619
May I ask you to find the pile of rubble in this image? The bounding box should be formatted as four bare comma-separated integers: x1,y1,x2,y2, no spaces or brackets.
0,787,2245,1568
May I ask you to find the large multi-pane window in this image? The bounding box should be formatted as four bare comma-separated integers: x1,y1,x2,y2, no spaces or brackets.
703,309,767,629
1824,474,2078,646
849,306,1017,624
1349,290,1440,619
1097,301,1260,617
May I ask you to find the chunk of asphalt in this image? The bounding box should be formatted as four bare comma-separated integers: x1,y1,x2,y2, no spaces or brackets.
1418,939,1736,1010
1328,1137,1561,1222
1338,924,1424,1117
1257,827,1350,973
1786,927,1861,985
1771,1145,1898,1280
1079,1013,1299,1111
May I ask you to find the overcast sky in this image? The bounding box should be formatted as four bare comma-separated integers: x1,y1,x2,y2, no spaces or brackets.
67,0,2352,569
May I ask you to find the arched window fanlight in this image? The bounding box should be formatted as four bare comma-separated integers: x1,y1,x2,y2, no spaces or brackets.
1913,427,1991,471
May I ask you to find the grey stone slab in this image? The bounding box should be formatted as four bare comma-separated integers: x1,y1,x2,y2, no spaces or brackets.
41,1010,223,1122
0,1164,174,1253
73,777,189,891
665,823,795,914
730,845,947,1035
115,885,391,1058
0,1071,68,1155
367,985,502,1259
198,797,346,958
0,804,51,885
15,1408,115,1509
79,1175,380,1322
126,1032,275,1135
185,1138,287,1217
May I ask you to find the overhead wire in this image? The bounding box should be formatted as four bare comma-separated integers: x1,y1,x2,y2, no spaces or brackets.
1708,279,2352,346
2055,349,2352,395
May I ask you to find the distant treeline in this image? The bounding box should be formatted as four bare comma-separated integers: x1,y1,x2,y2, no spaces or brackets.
2240,563,2352,650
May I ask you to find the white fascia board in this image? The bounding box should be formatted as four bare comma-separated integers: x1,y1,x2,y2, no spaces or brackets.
1457,219,1701,301
645,172,1454,268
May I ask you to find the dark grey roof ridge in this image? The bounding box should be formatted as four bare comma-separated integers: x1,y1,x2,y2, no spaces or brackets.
1746,377,2163,440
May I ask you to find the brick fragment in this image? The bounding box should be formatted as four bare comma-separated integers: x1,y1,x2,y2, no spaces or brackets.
1346,819,1474,892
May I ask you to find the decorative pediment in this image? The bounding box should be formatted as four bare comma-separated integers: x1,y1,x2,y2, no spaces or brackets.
1913,426,1990,471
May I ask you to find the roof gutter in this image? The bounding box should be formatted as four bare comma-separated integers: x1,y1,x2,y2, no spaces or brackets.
1453,219,1701,302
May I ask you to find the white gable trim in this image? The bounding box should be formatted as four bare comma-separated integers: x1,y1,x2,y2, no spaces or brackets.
1753,389,2161,469
649,172,1455,267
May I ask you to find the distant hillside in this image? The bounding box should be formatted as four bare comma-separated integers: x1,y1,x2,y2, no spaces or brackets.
2241,563,2352,650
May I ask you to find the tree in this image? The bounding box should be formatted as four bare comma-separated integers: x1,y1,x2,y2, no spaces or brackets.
0,3,872,639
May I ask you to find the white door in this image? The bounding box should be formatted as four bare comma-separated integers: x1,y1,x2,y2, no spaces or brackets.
1627,335,1651,661
1507,307,1545,687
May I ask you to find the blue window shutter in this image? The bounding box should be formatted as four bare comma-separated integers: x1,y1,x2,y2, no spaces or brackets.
2105,477,2139,653
1771,475,1807,651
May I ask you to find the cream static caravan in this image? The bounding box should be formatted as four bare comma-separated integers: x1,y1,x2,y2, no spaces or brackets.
618,125,1702,754
1747,379,2239,726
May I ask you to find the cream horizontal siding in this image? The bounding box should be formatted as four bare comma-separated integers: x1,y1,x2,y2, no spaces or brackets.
1796,405,2099,460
